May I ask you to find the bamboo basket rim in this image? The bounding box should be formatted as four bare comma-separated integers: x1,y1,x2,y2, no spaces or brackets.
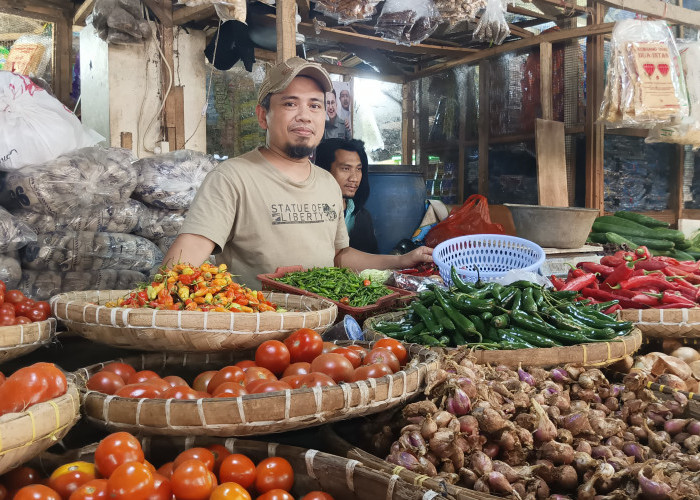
364,311,644,368
617,307,700,338
31,436,442,500
0,318,57,364
0,382,80,475
72,342,440,436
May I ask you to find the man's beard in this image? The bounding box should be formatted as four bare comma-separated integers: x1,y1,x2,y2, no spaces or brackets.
284,144,315,159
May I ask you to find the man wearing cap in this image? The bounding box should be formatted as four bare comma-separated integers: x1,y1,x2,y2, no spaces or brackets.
164,57,432,287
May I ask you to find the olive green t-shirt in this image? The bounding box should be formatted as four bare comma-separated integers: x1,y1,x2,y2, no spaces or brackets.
179,148,350,287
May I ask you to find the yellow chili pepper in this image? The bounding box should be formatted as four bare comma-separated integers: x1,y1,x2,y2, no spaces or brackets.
178,287,189,300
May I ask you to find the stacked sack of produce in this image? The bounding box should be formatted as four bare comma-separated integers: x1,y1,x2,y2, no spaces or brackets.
0,206,36,289
0,146,161,299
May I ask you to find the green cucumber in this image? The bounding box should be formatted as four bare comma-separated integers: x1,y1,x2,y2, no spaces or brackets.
614,211,669,228
650,249,673,257
670,249,696,261
592,221,685,243
624,235,675,251
594,215,647,228
604,232,638,248
588,232,609,244
685,248,700,260
672,238,691,250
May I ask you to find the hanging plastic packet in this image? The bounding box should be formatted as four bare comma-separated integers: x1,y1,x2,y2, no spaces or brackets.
175,0,246,23
600,20,689,128
647,41,700,148
434,0,486,24
314,0,381,24
0,252,21,289
473,0,510,45
0,207,36,253
375,0,440,45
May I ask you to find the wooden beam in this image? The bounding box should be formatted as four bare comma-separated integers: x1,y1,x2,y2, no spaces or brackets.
597,0,700,28
0,5,63,22
53,12,72,107
402,82,415,165
671,145,684,224
143,0,173,27
296,0,310,21
478,60,490,198
540,42,553,120
173,4,215,25
508,24,534,39
276,0,297,62
507,5,557,21
407,23,615,81
417,78,430,178
73,0,95,26
584,4,605,213
0,33,28,41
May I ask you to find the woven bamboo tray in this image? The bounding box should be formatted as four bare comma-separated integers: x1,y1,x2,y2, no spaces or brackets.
73,343,439,436
31,437,436,500
321,426,498,500
50,290,337,352
364,311,643,368
0,318,56,365
0,381,80,475
617,308,700,338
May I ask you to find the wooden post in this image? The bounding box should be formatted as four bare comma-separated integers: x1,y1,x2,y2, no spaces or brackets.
584,2,605,213
120,132,133,150
401,82,414,165
53,11,73,107
276,0,297,62
478,60,490,198
458,80,467,203
540,42,553,121
418,78,430,177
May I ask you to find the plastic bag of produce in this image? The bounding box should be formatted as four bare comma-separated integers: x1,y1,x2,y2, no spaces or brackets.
133,206,185,240
600,20,689,128
20,231,163,273
13,199,144,234
17,268,146,300
434,0,485,24
0,252,21,289
375,0,440,45
175,0,246,22
473,0,510,45
91,0,152,45
0,71,103,172
0,146,137,216
0,206,36,253
132,150,215,210
425,194,505,247
314,0,380,24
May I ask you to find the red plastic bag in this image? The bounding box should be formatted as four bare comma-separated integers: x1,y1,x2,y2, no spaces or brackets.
425,194,504,247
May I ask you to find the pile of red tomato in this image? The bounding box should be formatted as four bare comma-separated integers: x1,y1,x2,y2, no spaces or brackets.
0,362,67,417
0,280,52,327
86,329,409,399
0,431,333,500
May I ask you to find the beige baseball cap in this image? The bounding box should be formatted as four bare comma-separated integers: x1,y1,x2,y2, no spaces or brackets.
257,57,333,105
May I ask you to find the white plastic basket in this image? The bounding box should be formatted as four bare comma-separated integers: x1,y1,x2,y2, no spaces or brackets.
434,234,546,285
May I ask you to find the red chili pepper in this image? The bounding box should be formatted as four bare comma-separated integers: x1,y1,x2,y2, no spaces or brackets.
137,290,148,304
567,266,587,280
363,279,371,286
653,256,681,266
602,261,635,288
634,246,652,261
549,275,567,291
578,262,615,277
630,294,662,307
657,302,695,309
616,275,681,291
660,290,697,307
562,273,597,292
581,288,642,309
670,261,700,273
602,304,622,314
633,259,668,271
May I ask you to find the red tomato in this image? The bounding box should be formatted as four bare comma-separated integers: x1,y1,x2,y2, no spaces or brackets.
14,485,61,500
101,363,136,384
0,308,14,326
279,374,305,389
173,449,216,472
67,479,108,500
146,473,171,500
27,307,49,323
298,373,336,388
310,353,354,383
2,466,41,491
210,482,251,500
248,380,292,394
156,463,174,479
363,349,399,373
0,303,14,315
0,372,4,386
255,341,291,376
114,384,162,399
211,382,248,398
0,280,5,293
300,492,334,500
192,371,217,393
170,459,215,500
5,290,25,304
344,345,368,360
160,386,201,400
33,300,52,318
207,366,245,394
330,348,362,369
107,462,154,500
127,370,161,385
218,454,256,490
244,367,276,386
13,299,35,317
48,469,95,499
372,339,408,365
254,458,294,494
283,329,324,363
321,342,337,354
234,360,257,371
256,489,294,500
352,363,393,381
204,444,231,475
94,432,145,477
13,316,31,325
162,375,188,388
86,372,125,395
282,362,311,378
143,378,172,393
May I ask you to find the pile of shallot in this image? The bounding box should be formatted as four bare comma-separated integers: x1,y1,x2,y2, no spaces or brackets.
370,351,700,499
615,341,700,394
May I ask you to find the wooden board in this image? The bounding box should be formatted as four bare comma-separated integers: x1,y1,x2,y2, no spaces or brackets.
535,118,568,207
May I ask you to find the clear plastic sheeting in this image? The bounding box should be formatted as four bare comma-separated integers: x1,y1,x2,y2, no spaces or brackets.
132,150,215,210
314,0,381,24
91,0,152,45
0,147,137,216
133,206,186,240
0,252,21,289
375,0,440,45
0,206,36,253
489,52,529,136
20,231,163,273
600,20,688,128
473,0,510,45
603,135,673,212
434,0,486,24
12,199,144,235
17,269,146,301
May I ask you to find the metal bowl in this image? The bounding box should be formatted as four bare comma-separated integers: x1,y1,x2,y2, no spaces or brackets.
504,204,599,249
